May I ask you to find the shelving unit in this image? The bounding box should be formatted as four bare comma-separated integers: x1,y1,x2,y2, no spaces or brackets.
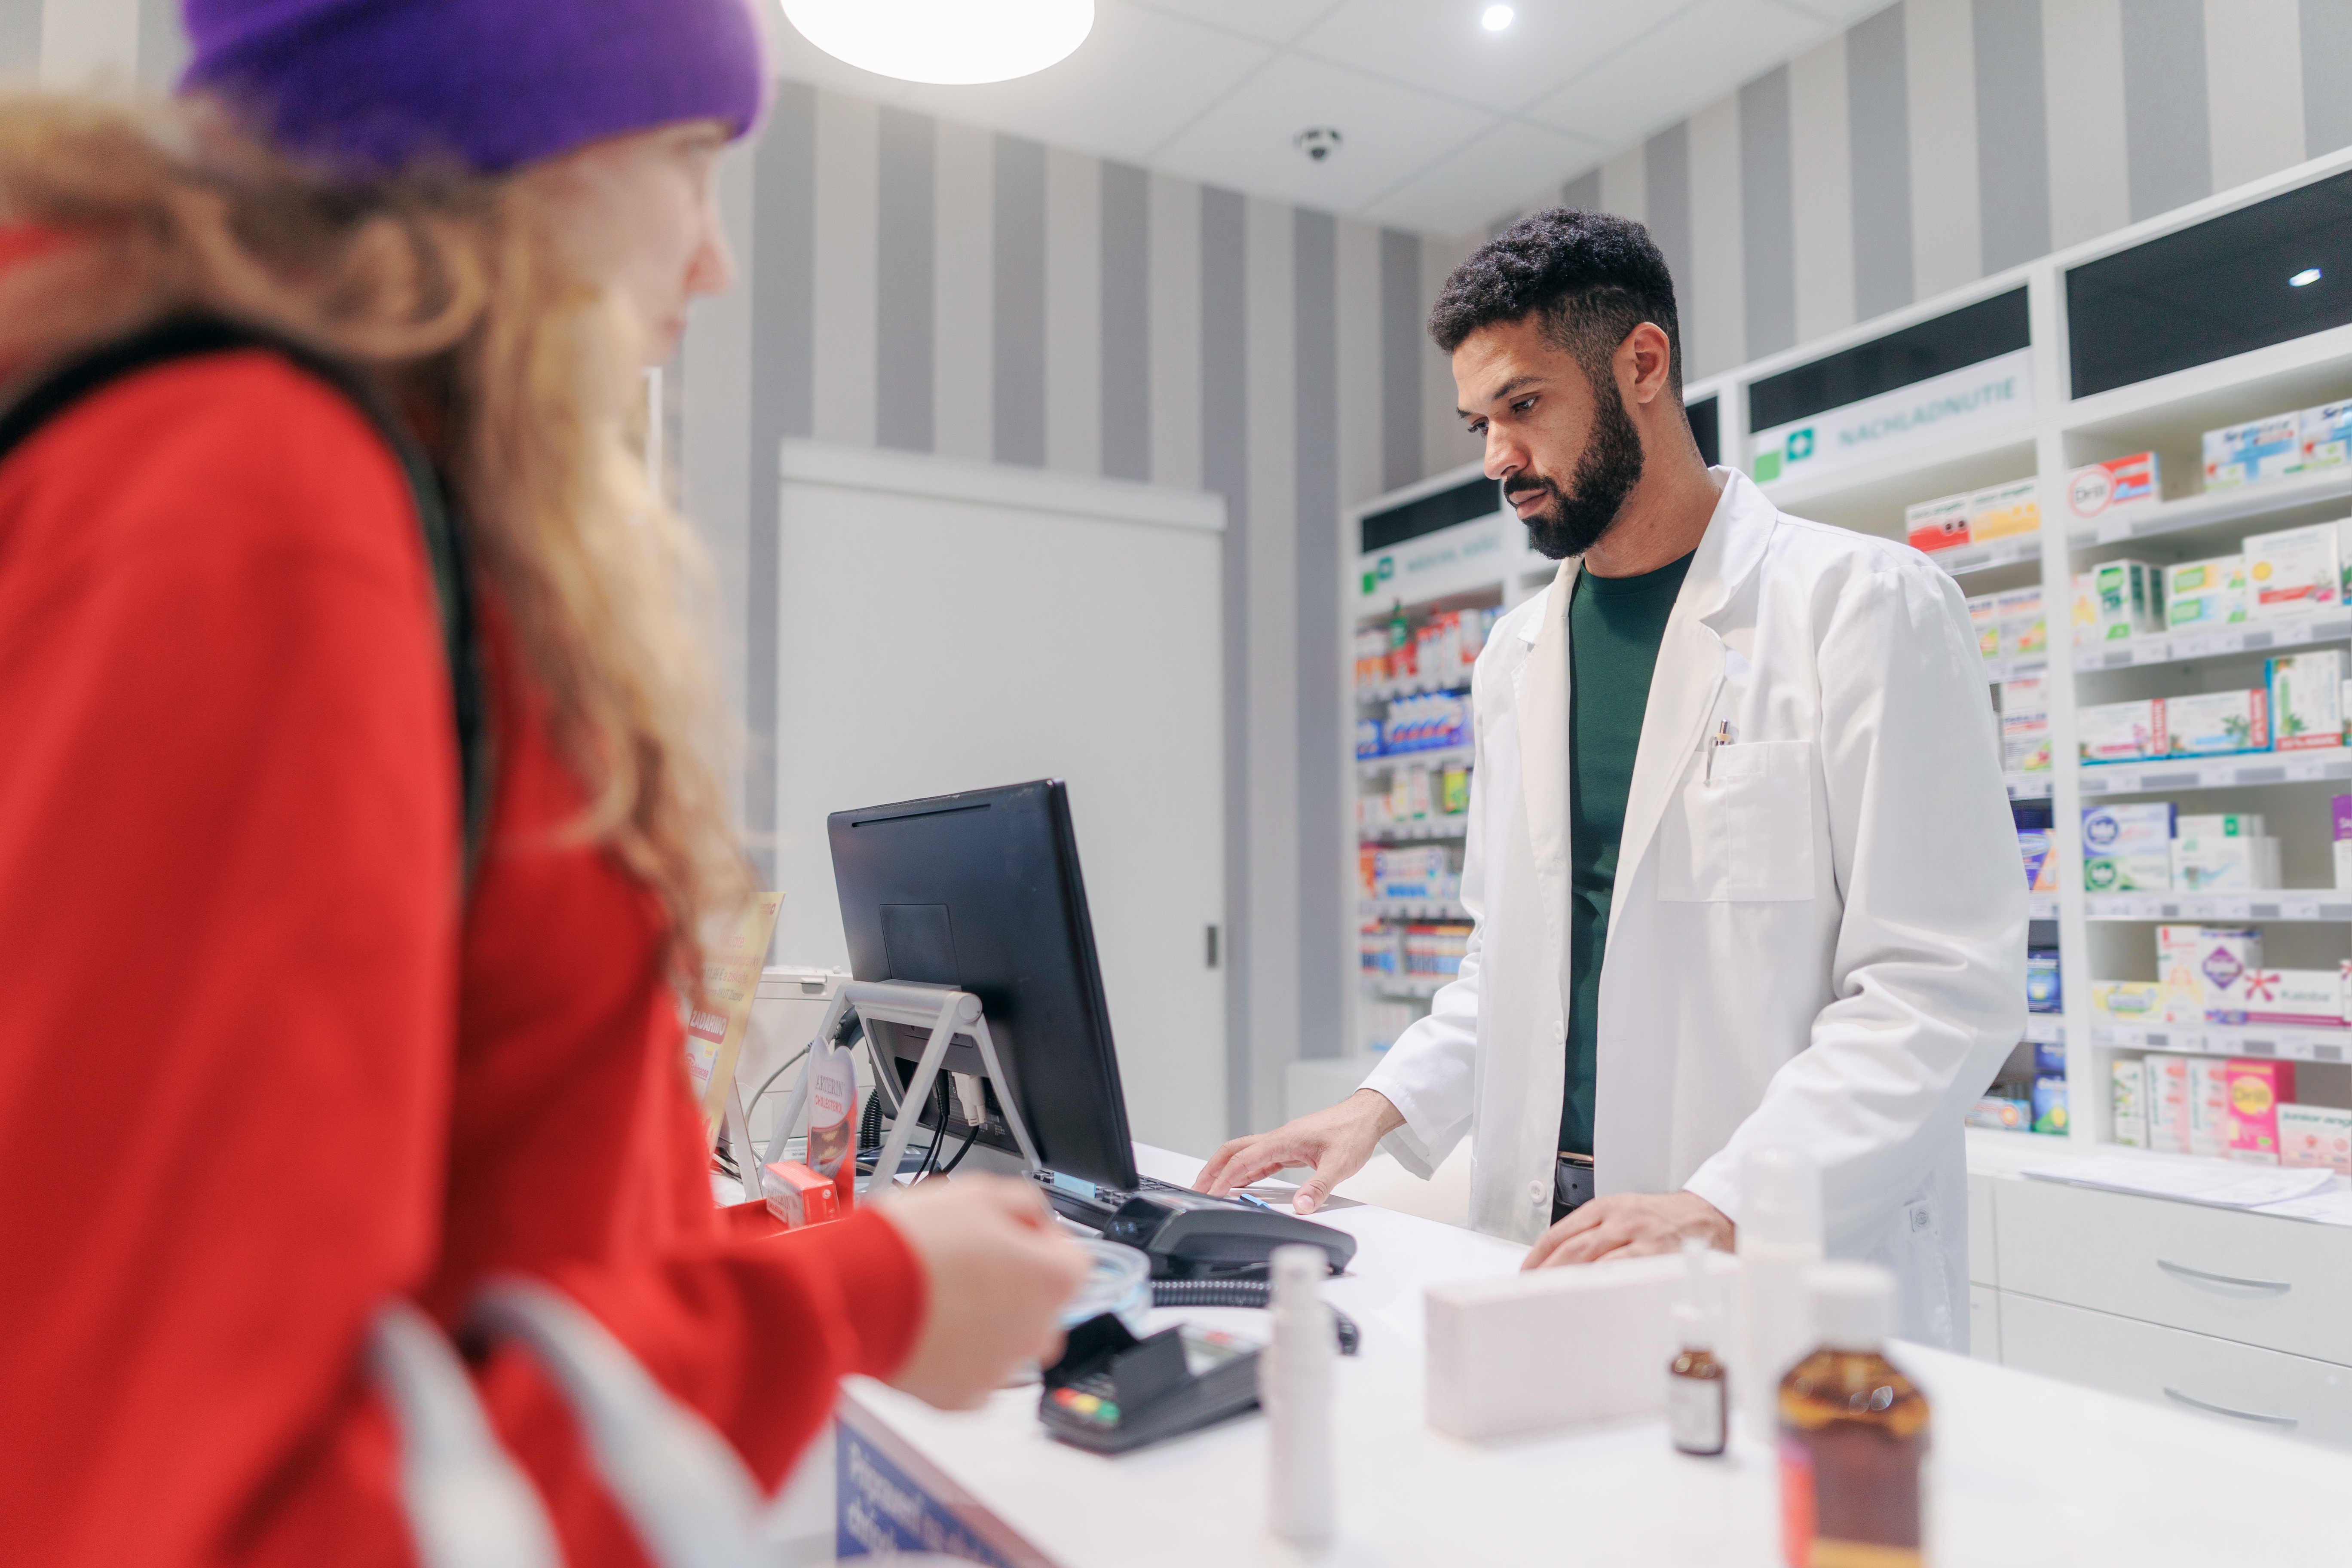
1339,145,2352,1425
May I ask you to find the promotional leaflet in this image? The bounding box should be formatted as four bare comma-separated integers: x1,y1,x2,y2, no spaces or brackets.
681,891,785,1142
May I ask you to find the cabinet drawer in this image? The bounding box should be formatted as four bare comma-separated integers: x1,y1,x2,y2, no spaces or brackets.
1994,1178,2352,1365
2000,1292,2352,1449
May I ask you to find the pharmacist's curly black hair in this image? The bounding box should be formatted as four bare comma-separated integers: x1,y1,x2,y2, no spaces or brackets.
1427,208,1682,397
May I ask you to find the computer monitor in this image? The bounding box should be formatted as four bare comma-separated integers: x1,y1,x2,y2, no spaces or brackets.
827,779,1140,1191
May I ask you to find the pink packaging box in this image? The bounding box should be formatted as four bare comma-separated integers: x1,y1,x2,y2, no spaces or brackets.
2225,1059,2297,1164
2146,1054,2193,1153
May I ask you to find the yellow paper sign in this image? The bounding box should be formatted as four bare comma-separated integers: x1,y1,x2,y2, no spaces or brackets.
683,891,783,1141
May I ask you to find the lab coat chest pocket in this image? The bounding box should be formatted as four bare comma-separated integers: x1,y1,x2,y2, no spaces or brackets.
1656,739,1816,902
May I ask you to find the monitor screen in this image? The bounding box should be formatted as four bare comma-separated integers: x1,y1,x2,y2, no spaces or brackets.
827,779,1139,1190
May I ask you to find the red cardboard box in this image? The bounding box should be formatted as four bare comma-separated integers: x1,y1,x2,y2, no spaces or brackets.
762,1159,843,1228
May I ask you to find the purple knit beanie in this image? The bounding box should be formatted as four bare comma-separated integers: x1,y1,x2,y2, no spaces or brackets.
179,0,770,175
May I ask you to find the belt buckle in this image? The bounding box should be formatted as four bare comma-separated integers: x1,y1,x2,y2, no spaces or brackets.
1553,1152,1595,1214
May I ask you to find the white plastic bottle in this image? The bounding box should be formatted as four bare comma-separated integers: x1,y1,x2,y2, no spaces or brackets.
1736,1146,1824,1446
1261,1243,1335,1546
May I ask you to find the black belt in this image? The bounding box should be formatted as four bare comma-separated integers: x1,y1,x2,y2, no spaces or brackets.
1553,1152,1594,1223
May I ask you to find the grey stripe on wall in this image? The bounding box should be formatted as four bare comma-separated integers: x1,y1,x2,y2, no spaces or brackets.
993,135,1047,467
2305,0,2352,157
1739,66,1796,360
744,81,818,886
1201,186,1250,1136
875,107,934,453
1293,208,1341,1065
1561,168,1601,212
1847,3,1914,322
1100,161,1152,481
1972,0,2051,273
1643,122,1693,335
2119,0,2211,223
1379,228,1424,495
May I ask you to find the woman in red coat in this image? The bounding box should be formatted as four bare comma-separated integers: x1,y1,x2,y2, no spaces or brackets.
0,3,1087,1563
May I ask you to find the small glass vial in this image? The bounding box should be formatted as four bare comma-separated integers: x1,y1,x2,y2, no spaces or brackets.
1666,1300,1727,1455
1777,1262,1930,1568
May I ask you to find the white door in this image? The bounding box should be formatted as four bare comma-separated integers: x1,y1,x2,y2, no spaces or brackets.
772,441,1228,1157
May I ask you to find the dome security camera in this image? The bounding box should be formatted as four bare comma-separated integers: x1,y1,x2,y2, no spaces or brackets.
1294,127,1342,163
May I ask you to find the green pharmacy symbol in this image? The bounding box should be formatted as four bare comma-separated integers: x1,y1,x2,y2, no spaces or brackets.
1786,427,1815,462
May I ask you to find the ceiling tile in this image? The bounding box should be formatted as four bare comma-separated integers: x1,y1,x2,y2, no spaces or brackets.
1295,0,1679,115
1362,118,1608,234
768,0,1269,163
1521,0,1826,145
1148,51,1498,211
1125,0,1341,46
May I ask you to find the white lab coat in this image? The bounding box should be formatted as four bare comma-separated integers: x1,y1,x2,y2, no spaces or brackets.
1362,469,2024,1347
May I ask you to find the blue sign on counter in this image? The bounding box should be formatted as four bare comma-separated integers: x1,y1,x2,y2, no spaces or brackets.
836,1403,1044,1566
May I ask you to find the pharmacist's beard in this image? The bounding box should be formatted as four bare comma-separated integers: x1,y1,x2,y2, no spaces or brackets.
1511,380,1647,561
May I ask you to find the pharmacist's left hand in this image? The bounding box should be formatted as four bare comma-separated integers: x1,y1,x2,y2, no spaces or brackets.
1521,1191,1733,1270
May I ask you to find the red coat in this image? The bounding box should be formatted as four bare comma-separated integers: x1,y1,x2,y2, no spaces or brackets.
0,347,922,1565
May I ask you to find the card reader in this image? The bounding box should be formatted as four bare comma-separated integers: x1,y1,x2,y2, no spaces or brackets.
1038,1308,1361,1455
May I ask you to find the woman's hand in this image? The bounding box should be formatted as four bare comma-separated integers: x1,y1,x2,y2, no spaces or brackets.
873,1176,1091,1409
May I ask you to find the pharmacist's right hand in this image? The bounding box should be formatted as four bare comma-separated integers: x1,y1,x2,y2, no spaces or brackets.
1194,1088,1405,1214
876,1176,1091,1410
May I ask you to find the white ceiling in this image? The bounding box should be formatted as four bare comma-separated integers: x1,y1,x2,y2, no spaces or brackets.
766,0,1892,236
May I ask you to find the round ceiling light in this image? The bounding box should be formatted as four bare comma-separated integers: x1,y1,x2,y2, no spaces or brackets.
1482,5,1515,30
781,0,1095,85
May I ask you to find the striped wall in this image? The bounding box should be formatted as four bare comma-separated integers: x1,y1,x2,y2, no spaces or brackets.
683,83,1485,1133
1518,0,2352,383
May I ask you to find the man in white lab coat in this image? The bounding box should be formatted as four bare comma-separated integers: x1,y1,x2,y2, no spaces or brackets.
1197,210,2024,1345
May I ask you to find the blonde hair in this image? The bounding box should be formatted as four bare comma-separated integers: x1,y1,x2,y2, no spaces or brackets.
0,92,750,982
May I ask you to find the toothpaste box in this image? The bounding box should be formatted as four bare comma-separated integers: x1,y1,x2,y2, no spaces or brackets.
2112,1057,2150,1148
2093,559,2166,639
2300,401,2352,469
2225,1058,2297,1163
2211,967,2336,1026
1994,586,2046,656
2171,836,2281,892
2069,573,2098,647
2163,688,2268,756
2269,650,2344,750
2188,1057,2233,1157
2205,413,2303,488
1904,492,1971,554
1970,477,2041,542
2164,555,2248,628
2067,452,2162,519
2156,925,2206,1022
2175,812,2264,838
2279,1102,2352,1175
2082,802,2176,855
2078,698,2165,763
1966,593,2001,658
2243,522,2340,615
2084,853,2171,891
2147,1053,2193,1152
2093,979,2165,1020
2000,677,2052,773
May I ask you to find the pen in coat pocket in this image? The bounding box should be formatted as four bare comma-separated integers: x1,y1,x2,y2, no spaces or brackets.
1706,720,1730,781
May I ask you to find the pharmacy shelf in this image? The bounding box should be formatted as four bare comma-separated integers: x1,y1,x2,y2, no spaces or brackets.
2076,749,2352,794
2082,890,2352,921
2022,1012,2065,1044
1931,533,2044,577
2027,895,2060,920
2072,608,2352,671
2065,463,2352,550
1363,974,1452,1000
1357,744,1473,777
2091,1020,2352,1065
1361,897,1468,922
1360,818,1469,842
1981,652,2049,684
2004,771,2053,801
1357,671,1473,702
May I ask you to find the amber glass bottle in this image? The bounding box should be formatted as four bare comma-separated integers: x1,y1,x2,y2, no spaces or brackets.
1667,1301,1727,1456
1777,1263,1929,1568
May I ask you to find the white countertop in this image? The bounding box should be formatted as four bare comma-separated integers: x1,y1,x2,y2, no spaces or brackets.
837,1144,2352,1568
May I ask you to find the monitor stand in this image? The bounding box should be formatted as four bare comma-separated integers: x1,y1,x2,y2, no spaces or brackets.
762,980,1042,1196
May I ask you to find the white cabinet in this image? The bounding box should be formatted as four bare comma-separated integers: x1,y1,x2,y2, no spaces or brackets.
1965,1173,1997,1288
2000,1292,2352,1448
1994,1177,2352,1366
1968,1284,2001,1363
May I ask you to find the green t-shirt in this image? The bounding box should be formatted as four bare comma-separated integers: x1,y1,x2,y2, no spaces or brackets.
1560,549,1696,1157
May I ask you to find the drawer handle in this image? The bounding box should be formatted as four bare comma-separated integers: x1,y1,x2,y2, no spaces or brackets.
2162,1387,2299,1429
2155,1259,2291,1295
